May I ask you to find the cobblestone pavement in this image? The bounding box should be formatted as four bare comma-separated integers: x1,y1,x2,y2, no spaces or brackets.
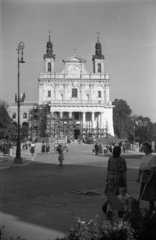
1,142,142,203
0,142,144,240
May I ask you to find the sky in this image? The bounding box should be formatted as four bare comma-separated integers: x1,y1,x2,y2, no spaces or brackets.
0,0,156,122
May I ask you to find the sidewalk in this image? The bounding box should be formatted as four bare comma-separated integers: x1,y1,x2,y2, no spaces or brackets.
0,142,42,169
0,151,33,169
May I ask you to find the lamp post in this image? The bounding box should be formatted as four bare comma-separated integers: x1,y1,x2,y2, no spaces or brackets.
14,42,25,163
133,124,136,145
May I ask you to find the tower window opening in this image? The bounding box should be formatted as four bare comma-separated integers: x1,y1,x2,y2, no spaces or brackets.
98,91,101,98
48,90,51,97
72,88,77,98
48,62,51,72
98,63,101,73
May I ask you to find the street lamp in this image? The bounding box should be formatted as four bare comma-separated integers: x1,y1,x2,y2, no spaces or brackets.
133,124,136,145
14,42,25,163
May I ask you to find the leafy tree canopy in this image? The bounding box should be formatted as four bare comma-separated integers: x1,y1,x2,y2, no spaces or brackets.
112,99,132,138
112,99,156,143
0,104,12,139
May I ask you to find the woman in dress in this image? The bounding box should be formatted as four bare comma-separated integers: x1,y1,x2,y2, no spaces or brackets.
57,144,64,166
30,142,35,156
102,146,127,213
41,141,46,154
46,143,50,154
136,142,156,212
9,142,14,157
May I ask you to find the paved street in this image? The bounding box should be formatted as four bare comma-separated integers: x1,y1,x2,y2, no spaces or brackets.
0,142,146,240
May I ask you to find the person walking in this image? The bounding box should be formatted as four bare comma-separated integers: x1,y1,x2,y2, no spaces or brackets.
94,143,99,155
3,142,9,156
41,141,46,154
102,146,127,213
57,144,64,166
9,142,14,157
98,144,102,155
46,142,50,154
30,142,35,156
136,142,156,212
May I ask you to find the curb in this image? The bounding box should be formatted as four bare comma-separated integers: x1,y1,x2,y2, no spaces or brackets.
0,155,35,170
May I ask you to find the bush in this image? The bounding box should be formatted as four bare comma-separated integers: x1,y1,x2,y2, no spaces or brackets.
1,210,156,240
56,215,134,240
56,210,156,240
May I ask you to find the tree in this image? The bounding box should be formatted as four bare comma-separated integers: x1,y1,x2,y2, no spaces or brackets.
112,99,132,138
132,115,156,143
0,104,12,139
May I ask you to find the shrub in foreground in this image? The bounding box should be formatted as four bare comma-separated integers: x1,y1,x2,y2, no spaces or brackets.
56,215,134,240
1,210,156,240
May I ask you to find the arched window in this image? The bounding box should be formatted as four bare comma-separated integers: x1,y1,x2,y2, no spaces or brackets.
98,91,101,98
98,63,101,73
48,90,51,97
72,88,77,98
23,112,27,119
12,112,16,119
48,62,51,72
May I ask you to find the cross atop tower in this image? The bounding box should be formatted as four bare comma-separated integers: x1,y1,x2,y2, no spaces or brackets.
49,31,51,41
73,48,77,55
97,32,100,42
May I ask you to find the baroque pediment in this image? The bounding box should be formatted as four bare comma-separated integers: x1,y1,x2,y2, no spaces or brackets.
62,54,87,63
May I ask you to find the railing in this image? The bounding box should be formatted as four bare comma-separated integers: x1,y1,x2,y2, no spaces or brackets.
45,100,105,104
39,73,109,80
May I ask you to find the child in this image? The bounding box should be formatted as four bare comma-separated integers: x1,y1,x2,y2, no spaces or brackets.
117,187,131,211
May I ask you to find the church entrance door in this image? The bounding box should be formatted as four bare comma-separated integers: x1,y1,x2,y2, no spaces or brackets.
74,129,80,139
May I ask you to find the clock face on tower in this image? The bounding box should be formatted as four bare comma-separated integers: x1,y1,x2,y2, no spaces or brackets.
68,65,80,77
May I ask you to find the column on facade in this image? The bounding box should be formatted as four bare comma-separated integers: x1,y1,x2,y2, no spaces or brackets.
60,112,63,118
82,112,85,128
39,84,43,103
106,86,110,104
54,87,56,100
91,112,94,129
69,112,72,118
100,112,104,129
103,87,106,104
80,88,82,101
97,113,100,128
63,84,66,100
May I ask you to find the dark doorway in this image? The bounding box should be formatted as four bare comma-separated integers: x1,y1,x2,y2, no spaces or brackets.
74,129,80,139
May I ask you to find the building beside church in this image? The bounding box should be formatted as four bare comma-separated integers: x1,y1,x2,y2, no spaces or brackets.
38,35,114,139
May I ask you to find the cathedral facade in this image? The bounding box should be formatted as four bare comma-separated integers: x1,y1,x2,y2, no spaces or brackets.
38,35,114,139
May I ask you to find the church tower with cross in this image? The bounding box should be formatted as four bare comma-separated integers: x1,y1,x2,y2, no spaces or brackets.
38,33,114,140
92,32,105,74
43,32,55,73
